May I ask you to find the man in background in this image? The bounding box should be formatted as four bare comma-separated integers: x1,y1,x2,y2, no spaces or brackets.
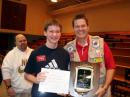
2,34,33,97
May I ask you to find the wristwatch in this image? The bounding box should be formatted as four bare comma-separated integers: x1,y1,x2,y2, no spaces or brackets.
6,85,12,89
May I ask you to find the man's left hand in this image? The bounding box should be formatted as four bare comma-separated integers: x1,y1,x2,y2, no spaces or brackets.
95,86,106,97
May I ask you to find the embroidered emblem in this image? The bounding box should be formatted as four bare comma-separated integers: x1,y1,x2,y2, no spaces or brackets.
92,40,99,48
18,59,27,73
36,55,46,62
67,45,74,53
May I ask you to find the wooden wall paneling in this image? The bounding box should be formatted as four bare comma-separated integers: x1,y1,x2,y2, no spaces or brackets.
1,0,27,31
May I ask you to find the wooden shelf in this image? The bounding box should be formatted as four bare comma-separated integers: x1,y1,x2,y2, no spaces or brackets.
116,64,130,69
114,56,130,64
117,85,130,92
111,47,130,56
107,41,130,48
114,75,130,84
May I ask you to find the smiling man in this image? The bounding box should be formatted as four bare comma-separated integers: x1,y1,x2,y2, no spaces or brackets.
64,14,116,97
24,19,70,97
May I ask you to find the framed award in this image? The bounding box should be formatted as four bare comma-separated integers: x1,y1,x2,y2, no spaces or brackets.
69,62,100,96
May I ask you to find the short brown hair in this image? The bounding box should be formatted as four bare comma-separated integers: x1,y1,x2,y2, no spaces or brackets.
72,13,88,27
44,19,62,32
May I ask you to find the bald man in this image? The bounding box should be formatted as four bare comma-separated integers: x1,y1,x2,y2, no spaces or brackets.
2,34,33,97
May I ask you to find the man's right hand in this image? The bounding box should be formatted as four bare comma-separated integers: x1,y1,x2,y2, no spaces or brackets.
36,72,47,84
7,87,16,97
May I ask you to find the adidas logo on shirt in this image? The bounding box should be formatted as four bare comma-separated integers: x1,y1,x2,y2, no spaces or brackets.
45,59,58,69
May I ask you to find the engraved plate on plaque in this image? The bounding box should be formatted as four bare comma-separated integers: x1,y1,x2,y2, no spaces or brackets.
74,66,93,93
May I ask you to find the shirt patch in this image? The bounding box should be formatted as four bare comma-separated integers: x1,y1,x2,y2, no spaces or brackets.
36,55,46,62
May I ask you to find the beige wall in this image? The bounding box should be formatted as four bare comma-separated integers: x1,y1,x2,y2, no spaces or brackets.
0,0,51,35
55,1,130,33
0,0,130,35
25,0,51,35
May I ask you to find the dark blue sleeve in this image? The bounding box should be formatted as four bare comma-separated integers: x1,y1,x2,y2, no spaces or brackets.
24,51,36,74
63,49,70,71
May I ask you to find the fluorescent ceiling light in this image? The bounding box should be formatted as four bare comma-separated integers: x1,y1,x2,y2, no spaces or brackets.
51,0,58,3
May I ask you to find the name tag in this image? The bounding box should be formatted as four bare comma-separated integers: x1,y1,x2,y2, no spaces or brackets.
94,57,103,63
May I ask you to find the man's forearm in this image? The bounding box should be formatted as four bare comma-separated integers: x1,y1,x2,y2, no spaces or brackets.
103,69,115,90
24,73,37,84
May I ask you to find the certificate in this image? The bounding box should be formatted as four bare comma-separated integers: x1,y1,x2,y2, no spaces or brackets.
38,68,70,94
